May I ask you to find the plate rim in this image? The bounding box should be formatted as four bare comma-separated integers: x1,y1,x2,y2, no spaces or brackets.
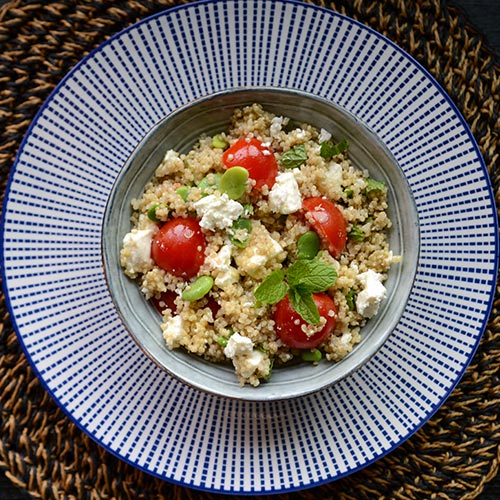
1,0,498,494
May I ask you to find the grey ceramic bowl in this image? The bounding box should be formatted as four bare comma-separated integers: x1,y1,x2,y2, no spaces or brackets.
102,87,420,401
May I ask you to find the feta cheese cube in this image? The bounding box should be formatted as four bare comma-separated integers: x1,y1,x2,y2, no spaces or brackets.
319,128,332,143
224,332,253,358
162,315,185,349
356,270,387,318
155,149,184,177
120,227,155,277
193,193,244,231
268,171,303,214
224,333,267,379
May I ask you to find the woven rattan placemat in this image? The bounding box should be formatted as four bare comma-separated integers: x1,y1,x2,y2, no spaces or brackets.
1,1,499,499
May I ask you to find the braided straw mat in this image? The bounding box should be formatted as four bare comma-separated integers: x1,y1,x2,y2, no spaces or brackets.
1,0,499,499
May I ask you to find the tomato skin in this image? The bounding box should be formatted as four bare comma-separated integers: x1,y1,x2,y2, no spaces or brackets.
222,137,278,190
302,197,347,259
151,217,206,278
274,293,337,350
151,290,178,314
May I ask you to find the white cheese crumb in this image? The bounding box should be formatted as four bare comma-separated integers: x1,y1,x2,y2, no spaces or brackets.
268,171,303,214
224,333,266,379
155,149,184,177
193,193,244,231
319,128,332,143
162,315,185,349
121,228,155,277
205,244,240,290
224,332,254,358
356,270,387,318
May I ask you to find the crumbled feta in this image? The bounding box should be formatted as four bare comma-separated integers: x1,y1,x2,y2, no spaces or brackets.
234,221,285,278
270,116,288,137
319,128,332,143
155,149,184,177
205,244,240,289
193,193,244,231
356,270,387,318
268,171,303,214
121,228,155,277
224,332,253,358
162,315,185,349
224,333,266,379
328,161,343,185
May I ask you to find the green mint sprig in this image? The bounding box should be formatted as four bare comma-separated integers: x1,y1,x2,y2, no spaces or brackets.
255,258,337,325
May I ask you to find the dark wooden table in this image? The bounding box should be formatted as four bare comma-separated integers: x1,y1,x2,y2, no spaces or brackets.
1,0,499,498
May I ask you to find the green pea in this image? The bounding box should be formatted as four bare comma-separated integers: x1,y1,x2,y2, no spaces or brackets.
176,185,190,201
301,349,322,363
147,203,167,222
297,231,320,260
218,166,249,200
182,276,214,301
212,134,229,149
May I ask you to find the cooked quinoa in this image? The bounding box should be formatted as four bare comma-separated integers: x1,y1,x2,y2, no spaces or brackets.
120,103,399,386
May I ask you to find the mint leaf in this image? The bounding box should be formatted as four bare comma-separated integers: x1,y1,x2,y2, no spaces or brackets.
320,139,349,159
289,288,321,325
254,269,288,304
279,144,307,169
286,259,337,293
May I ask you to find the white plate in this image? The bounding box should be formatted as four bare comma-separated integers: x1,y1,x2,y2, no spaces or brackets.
1,0,498,494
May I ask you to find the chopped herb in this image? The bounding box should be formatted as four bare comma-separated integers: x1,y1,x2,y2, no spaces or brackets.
344,188,353,198
365,177,386,197
279,144,308,169
217,336,228,348
348,224,365,242
345,289,356,311
320,139,349,159
243,203,254,216
229,217,252,248
176,185,190,201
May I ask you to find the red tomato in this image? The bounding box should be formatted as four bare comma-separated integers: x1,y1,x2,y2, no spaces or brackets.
274,293,337,350
151,217,206,278
222,137,278,190
151,290,178,315
302,197,347,259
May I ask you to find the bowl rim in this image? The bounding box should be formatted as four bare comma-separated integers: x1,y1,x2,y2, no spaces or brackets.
101,85,421,401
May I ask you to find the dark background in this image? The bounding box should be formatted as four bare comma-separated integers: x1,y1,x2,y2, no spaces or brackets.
1,0,499,498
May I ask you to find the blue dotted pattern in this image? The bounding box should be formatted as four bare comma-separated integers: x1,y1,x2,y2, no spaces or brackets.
1,0,498,494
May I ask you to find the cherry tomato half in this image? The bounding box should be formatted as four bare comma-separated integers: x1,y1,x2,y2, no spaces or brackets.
274,293,337,350
302,197,347,259
222,137,278,190
151,217,206,278
151,290,178,315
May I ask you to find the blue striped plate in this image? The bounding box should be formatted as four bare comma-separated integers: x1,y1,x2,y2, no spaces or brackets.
1,0,498,494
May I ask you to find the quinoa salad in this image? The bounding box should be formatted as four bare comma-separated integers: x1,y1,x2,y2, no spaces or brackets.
120,103,400,386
